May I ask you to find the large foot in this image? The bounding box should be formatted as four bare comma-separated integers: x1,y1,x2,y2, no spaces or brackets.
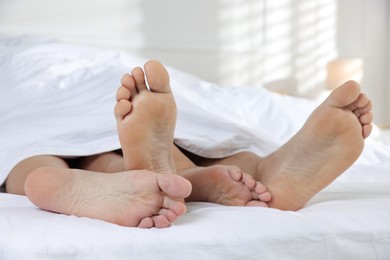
25,166,191,228
180,165,271,206
257,81,373,210
115,60,177,174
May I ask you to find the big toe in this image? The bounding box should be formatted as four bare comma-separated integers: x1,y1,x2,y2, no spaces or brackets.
326,80,361,108
157,173,192,199
144,60,171,93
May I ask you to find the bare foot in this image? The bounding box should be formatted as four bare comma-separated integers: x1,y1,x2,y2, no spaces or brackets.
25,167,191,228
115,60,177,174
180,165,271,206
257,81,373,210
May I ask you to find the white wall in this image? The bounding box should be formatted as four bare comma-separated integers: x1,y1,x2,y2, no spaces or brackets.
338,0,389,125
387,1,390,125
0,0,388,124
139,0,339,98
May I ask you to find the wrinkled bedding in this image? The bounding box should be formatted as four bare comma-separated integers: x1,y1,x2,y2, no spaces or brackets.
1,36,390,259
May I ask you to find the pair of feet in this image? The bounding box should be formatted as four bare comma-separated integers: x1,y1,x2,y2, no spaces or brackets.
25,61,271,228
25,60,373,228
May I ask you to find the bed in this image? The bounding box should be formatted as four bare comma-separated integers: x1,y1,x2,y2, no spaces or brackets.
0,34,390,260
1,1,390,258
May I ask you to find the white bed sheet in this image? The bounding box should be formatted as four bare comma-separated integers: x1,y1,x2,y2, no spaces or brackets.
1,191,390,260
1,36,390,259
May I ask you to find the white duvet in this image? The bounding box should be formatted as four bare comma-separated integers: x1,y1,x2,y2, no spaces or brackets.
0,35,311,185
1,35,390,259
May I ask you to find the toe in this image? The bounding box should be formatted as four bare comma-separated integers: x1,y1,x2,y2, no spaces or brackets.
161,196,187,217
359,112,373,125
246,200,269,207
144,60,171,93
137,217,154,228
227,166,243,181
354,99,373,117
131,67,148,92
362,124,373,139
120,73,137,97
158,208,179,223
157,174,192,198
346,93,369,111
241,174,256,189
326,80,361,108
151,215,170,228
116,86,131,101
254,182,267,194
259,191,272,202
114,99,132,120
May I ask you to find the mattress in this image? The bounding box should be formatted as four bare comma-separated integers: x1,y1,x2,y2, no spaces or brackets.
1,189,390,259
1,36,390,259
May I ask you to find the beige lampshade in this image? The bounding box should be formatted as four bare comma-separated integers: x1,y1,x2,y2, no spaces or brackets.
326,58,364,90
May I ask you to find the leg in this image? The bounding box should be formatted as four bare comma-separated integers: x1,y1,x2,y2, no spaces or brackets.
196,81,373,211
188,151,262,178
79,144,271,207
5,155,69,195
78,151,125,173
77,145,195,174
